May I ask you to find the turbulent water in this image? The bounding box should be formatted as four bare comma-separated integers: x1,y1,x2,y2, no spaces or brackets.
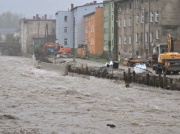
0,56,180,134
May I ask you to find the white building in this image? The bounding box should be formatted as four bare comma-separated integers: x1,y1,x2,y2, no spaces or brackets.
55,11,73,48
55,1,103,48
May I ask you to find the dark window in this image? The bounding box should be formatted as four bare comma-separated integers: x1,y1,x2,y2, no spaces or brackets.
64,16,68,21
64,38,67,45
64,27,68,33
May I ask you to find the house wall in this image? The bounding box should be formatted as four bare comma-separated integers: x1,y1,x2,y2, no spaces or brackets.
55,11,73,48
103,1,115,60
20,17,56,55
84,7,103,56
84,13,95,54
94,7,103,55
73,3,103,48
116,0,180,59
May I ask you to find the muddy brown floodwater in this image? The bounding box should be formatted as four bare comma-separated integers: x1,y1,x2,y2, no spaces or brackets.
0,56,180,134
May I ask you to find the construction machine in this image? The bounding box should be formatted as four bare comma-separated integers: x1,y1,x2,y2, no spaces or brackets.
152,34,180,75
56,45,72,58
42,42,56,55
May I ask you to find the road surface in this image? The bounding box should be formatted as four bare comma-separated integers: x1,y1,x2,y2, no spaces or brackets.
0,56,180,134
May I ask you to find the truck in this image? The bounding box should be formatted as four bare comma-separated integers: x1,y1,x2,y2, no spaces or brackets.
152,34,180,75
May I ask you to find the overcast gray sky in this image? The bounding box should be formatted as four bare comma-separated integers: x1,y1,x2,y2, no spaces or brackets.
0,0,103,18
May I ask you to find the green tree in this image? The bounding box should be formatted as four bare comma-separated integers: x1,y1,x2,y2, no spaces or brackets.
0,11,21,29
5,34,19,43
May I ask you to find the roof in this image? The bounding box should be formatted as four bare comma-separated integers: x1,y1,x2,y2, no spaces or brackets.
71,2,103,11
83,12,95,17
20,18,56,23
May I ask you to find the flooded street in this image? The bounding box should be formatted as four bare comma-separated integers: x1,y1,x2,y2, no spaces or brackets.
0,56,180,134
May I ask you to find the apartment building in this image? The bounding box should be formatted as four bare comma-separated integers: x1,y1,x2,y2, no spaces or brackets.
55,11,73,48
20,14,56,55
103,0,115,60
84,7,103,56
115,0,180,58
55,2,103,50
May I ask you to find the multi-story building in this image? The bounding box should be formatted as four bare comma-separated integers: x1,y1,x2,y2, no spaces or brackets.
84,7,103,56
55,1,103,50
55,11,73,48
115,0,180,59
103,0,115,60
20,14,56,55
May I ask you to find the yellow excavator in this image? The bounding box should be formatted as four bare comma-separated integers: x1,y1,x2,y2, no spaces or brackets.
152,34,180,75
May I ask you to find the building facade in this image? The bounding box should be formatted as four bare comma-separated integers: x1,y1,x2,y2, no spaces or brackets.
115,0,180,59
55,11,73,48
103,0,115,60
55,2,103,50
20,14,56,55
84,7,103,56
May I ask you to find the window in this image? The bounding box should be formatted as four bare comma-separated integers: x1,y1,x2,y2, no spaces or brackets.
141,33,143,42
136,0,140,5
124,36,126,44
129,17,132,26
64,27,68,33
118,19,121,28
145,33,148,42
64,16,68,21
91,26,94,33
150,12,153,22
155,11,159,22
141,13,144,23
91,38,94,45
124,19,126,27
64,38,67,45
150,32,153,42
136,15,139,24
156,29,159,39
136,33,139,43
129,3,131,9
119,36,121,45
119,7,122,12
129,36,131,44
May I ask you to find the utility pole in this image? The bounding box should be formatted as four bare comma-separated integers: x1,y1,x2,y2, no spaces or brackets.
114,1,118,61
37,21,40,38
73,16,75,62
44,23,48,43
108,1,111,61
132,0,134,57
143,8,145,58
148,0,151,58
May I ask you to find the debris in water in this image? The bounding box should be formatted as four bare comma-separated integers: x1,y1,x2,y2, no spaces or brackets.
0,114,18,120
107,124,116,128
61,90,81,95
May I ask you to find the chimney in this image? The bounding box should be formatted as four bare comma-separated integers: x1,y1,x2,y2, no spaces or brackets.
94,1,97,4
44,14,47,20
71,4,74,10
